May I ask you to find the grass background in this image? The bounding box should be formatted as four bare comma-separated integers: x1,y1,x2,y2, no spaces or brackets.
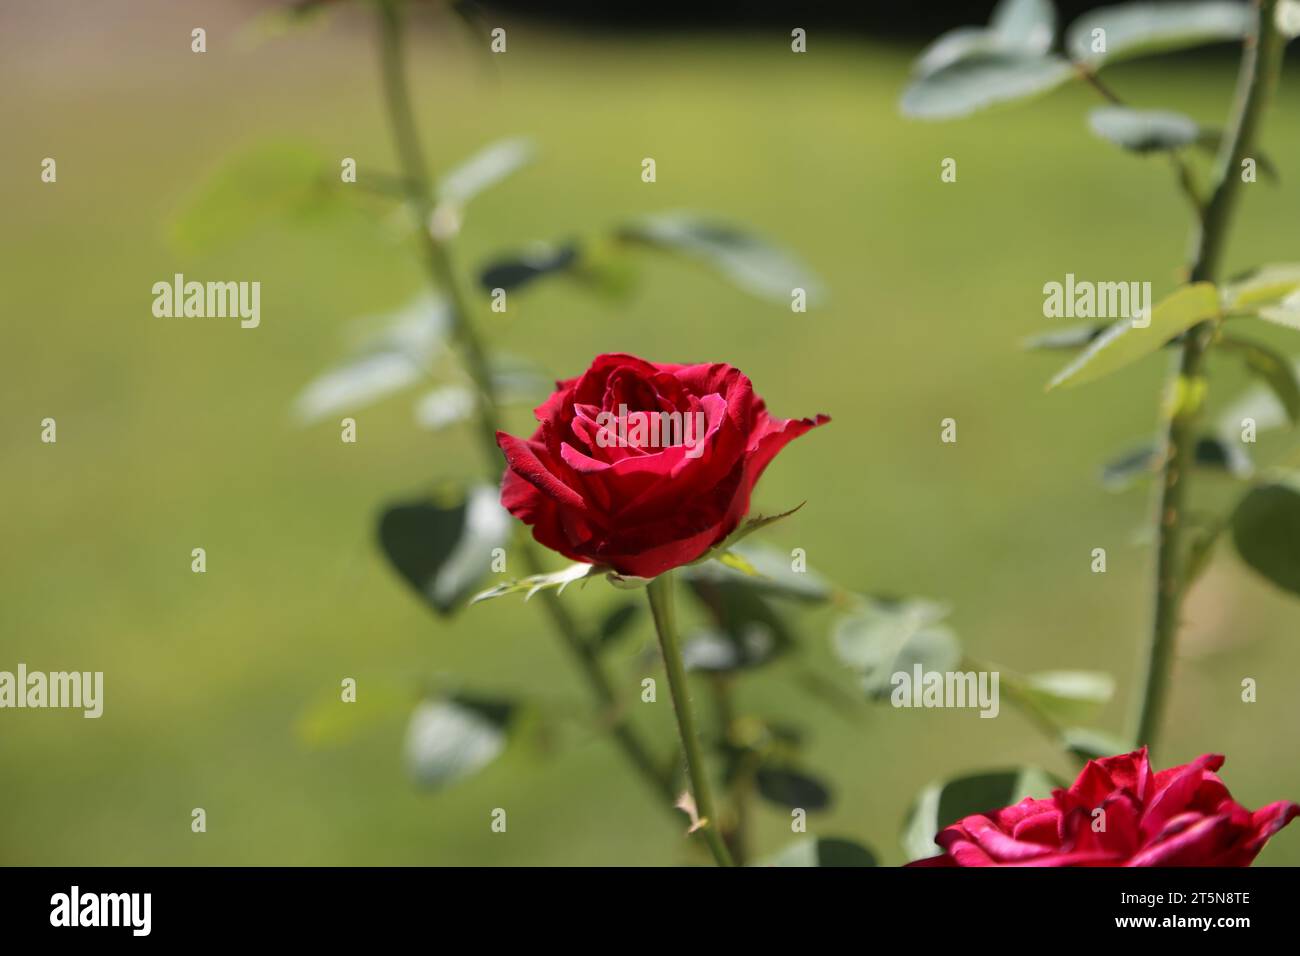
2,0,1299,865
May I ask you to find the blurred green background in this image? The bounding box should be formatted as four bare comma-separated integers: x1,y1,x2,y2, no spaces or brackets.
3,0,1299,866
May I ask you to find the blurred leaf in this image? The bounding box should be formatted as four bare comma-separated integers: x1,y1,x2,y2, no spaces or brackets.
902,767,1061,861
292,295,450,425
412,385,475,431
173,142,342,253
597,601,641,647
616,213,825,305
900,53,1074,120
1223,264,1300,311
1066,1,1252,67
403,693,514,789
437,137,534,207
471,561,606,604
1048,282,1220,390
700,503,805,561
1102,435,1252,489
379,484,512,616
913,0,1056,77
1009,670,1115,725
1230,480,1300,596
295,677,409,749
479,242,579,292
755,765,833,812
759,836,878,867
831,599,960,700
683,541,832,603
682,577,794,672
1217,335,1300,424
1088,106,1199,152
1216,365,1300,436
1062,727,1133,761
1023,323,1110,350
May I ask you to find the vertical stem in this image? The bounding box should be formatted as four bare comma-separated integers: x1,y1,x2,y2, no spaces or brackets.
374,0,674,806
646,573,735,867
1133,0,1283,755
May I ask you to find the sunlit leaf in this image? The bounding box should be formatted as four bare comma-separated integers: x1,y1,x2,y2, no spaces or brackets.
1048,282,1220,390
683,541,832,603
832,599,960,700
617,213,825,305
437,137,535,207
901,53,1075,120
404,694,514,789
1088,106,1199,152
1022,323,1110,350
1066,1,1252,67
471,562,607,604
1009,670,1115,725
1217,335,1300,424
913,0,1056,77
379,484,513,615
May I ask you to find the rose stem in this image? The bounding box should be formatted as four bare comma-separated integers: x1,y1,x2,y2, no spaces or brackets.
374,0,675,804
647,572,736,866
1133,0,1284,757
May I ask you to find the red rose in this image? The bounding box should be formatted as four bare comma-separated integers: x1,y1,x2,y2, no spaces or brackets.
496,353,828,578
909,748,1298,867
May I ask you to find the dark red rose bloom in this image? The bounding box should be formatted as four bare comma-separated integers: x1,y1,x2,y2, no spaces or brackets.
496,353,828,578
908,748,1298,867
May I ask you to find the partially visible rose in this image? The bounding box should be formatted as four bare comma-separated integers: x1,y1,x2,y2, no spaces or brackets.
908,748,1298,867
496,353,828,578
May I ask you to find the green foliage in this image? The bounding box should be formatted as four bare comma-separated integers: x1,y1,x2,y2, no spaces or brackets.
1048,282,1220,389
404,693,516,790
378,484,512,615
755,765,833,812
760,836,878,867
1231,480,1300,597
902,767,1061,861
1088,105,1200,152
831,599,960,700
901,54,1074,120
1066,1,1252,67
1006,670,1115,725
1217,334,1300,424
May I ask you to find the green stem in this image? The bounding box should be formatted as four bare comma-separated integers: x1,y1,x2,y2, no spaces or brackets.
646,573,735,867
1133,0,1284,755
374,0,674,807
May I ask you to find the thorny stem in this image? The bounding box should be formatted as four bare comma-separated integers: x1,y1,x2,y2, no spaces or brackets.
374,0,674,807
647,573,736,866
1133,0,1284,756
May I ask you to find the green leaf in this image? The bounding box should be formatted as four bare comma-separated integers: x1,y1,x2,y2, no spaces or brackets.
755,765,832,812
902,767,1061,861
759,836,878,867
1102,435,1252,489
470,562,607,604
1088,106,1199,153
900,53,1075,120
616,213,825,305
172,142,341,253
1062,727,1133,761
1022,323,1110,350
682,541,832,603
1066,1,1253,67
403,694,514,790
913,0,1056,77
831,599,961,700
479,242,579,293
1231,480,1300,597
378,484,513,616
1216,367,1300,436
292,295,449,425
1223,264,1300,311
412,385,475,431
682,576,796,672
697,504,805,564
1009,670,1115,725
1048,282,1220,390
597,601,641,647
1217,335,1300,424
437,137,535,207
